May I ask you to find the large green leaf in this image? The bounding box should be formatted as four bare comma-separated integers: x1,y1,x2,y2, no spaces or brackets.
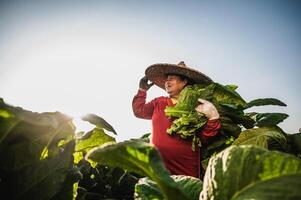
76,128,115,152
135,175,202,200
0,103,74,146
233,126,287,151
245,112,289,127
0,99,78,199
200,145,301,200
245,98,286,109
81,113,117,135
232,173,301,200
210,83,247,109
74,127,115,164
255,113,289,127
86,140,189,200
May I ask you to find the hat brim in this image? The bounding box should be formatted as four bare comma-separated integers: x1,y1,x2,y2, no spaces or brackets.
145,63,213,90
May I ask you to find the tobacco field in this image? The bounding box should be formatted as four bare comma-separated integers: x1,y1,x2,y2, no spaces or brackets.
1,83,301,200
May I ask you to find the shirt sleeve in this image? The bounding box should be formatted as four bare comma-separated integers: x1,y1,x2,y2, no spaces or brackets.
198,118,221,145
132,89,155,120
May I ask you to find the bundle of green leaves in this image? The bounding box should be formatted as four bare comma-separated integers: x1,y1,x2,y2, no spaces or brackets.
165,82,284,151
165,82,289,152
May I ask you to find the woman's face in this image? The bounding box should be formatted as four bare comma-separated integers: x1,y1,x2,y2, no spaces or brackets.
165,74,187,97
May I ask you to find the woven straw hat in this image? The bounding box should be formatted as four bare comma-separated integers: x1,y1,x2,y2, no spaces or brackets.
145,61,213,89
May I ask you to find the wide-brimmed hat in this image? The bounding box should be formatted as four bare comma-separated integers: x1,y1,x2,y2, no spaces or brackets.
145,61,213,90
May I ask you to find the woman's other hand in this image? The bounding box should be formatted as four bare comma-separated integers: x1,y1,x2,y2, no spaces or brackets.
195,98,220,120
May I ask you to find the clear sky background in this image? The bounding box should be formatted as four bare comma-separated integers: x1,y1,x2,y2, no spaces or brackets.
0,0,300,141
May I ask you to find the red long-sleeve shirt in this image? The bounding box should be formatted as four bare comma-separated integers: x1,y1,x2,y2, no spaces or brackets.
132,89,221,178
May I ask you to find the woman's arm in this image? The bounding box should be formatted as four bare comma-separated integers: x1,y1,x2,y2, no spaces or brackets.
199,119,221,145
132,89,155,119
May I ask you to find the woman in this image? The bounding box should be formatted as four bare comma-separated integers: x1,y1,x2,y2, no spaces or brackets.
132,61,221,178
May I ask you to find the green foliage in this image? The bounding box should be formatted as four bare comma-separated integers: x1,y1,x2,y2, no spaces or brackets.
81,113,117,135
247,112,289,127
164,81,290,176
286,132,301,158
164,83,248,145
74,127,115,164
164,85,207,145
138,132,151,143
200,145,301,200
76,128,115,152
0,96,299,200
231,174,301,200
86,140,190,200
165,83,289,139
74,116,138,200
208,83,247,109
76,161,138,200
245,98,287,109
233,126,287,151
135,175,203,200
200,134,234,171
0,99,78,200
220,116,242,137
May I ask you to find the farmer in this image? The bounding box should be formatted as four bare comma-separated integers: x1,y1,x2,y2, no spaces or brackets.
132,61,221,178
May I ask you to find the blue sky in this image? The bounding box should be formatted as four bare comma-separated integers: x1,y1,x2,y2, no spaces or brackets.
0,0,300,141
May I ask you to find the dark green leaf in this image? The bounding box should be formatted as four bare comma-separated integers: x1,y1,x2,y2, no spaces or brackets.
135,177,163,199
0,99,77,199
3,101,72,129
233,126,287,151
245,98,286,109
8,141,76,200
220,117,242,137
52,166,82,200
255,113,289,127
82,113,117,135
76,162,138,200
286,133,301,156
239,116,255,129
135,175,202,200
131,132,151,143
